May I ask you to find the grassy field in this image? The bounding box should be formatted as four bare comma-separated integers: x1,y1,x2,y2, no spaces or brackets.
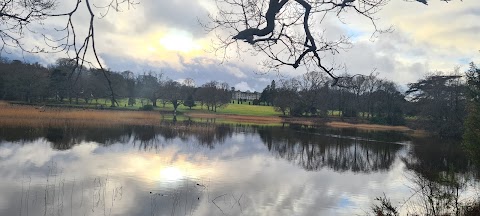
9,98,377,119
119,99,281,116
210,103,280,116
15,98,282,116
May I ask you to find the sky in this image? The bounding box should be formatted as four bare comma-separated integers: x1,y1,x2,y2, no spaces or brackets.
4,0,480,92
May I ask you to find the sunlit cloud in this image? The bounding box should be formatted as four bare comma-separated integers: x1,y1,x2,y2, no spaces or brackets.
5,0,480,90
159,29,203,53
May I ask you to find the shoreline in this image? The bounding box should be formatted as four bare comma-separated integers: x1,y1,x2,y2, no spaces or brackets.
1,101,419,133
185,112,417,132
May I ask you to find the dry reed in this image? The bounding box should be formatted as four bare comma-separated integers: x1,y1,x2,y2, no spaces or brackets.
0,102,162,128
185,113,283,124
325,121,413,132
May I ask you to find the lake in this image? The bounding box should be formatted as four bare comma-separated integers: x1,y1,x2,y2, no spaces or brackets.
0,121,477,216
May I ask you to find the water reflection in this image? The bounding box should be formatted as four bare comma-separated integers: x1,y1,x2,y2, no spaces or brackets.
396,137,479,215
0,122,236,150
0,123,406,174
0,122,477,215
258,126,404,172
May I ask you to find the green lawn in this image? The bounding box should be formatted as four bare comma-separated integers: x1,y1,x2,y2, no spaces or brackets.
15,98,355,118
55,98,281,117
214,103,280,116
119,99,281,116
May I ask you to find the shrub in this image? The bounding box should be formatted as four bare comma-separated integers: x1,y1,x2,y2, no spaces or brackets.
342,108,358,117
128,98,136,106
140,104,154,111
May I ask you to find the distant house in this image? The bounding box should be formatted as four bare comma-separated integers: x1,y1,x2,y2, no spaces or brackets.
232,90,261,100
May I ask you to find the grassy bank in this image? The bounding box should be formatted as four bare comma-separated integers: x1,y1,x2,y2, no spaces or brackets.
10,99,281,116
3,100,418,132
185,112,416,132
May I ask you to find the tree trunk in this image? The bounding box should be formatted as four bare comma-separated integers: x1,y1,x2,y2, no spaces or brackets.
110,97,117,107
173,100,179,115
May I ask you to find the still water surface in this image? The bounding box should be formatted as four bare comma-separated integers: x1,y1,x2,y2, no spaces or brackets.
0,122,476,215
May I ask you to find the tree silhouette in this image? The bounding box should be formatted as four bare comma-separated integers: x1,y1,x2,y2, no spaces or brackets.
207,0,455,84
1,0,138,106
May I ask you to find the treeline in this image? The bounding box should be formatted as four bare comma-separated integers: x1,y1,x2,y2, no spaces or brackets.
1,58,479,138
258,66,478,138
0,58,231,113
259,72,406,126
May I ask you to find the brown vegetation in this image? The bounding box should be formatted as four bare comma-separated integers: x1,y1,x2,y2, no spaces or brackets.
325,122,413,132
186,112,417,132
0,101,162,128
186,112,283,124
0,101,419,133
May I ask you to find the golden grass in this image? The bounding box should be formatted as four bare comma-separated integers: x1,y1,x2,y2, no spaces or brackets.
0,101,420,133
0,102,162,128
187,112,420,133
185,112,283,124
325,121,414,132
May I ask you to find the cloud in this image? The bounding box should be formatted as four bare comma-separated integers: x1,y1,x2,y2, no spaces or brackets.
0,129,414,216
140,0,210,35
2,0,480,88
234,81,254,92
225,65,247,78
100,54,276,91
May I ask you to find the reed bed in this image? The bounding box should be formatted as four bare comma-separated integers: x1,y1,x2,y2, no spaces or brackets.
325,121,413,132
185,113,283,124
0,102,162,128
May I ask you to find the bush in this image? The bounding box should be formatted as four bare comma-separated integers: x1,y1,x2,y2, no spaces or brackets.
370,115,405,126
140,104,154,111
371,195,398,216
128,98,136,106
290,106,305,117
342,108,358,117
370,116,387,125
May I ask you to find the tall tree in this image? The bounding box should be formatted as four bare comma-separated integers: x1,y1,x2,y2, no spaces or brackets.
297,71,330,116
370,80,406,125
274,79,300,116
163,80,185,115
406,72,466,137
463,62,480,162
122,71,137,106
197,81,231,112
137,72,162,107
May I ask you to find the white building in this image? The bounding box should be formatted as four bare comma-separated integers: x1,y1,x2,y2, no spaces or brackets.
232,90,261,100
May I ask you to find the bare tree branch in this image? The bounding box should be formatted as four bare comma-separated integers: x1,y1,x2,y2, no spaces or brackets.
0,0,138,106
206,0,452,85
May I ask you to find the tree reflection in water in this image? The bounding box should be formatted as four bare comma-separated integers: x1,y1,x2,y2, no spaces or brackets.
0,122,408,174
1,121,480,215
0,121,236,150
258,124,406,172
373,136,480,216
